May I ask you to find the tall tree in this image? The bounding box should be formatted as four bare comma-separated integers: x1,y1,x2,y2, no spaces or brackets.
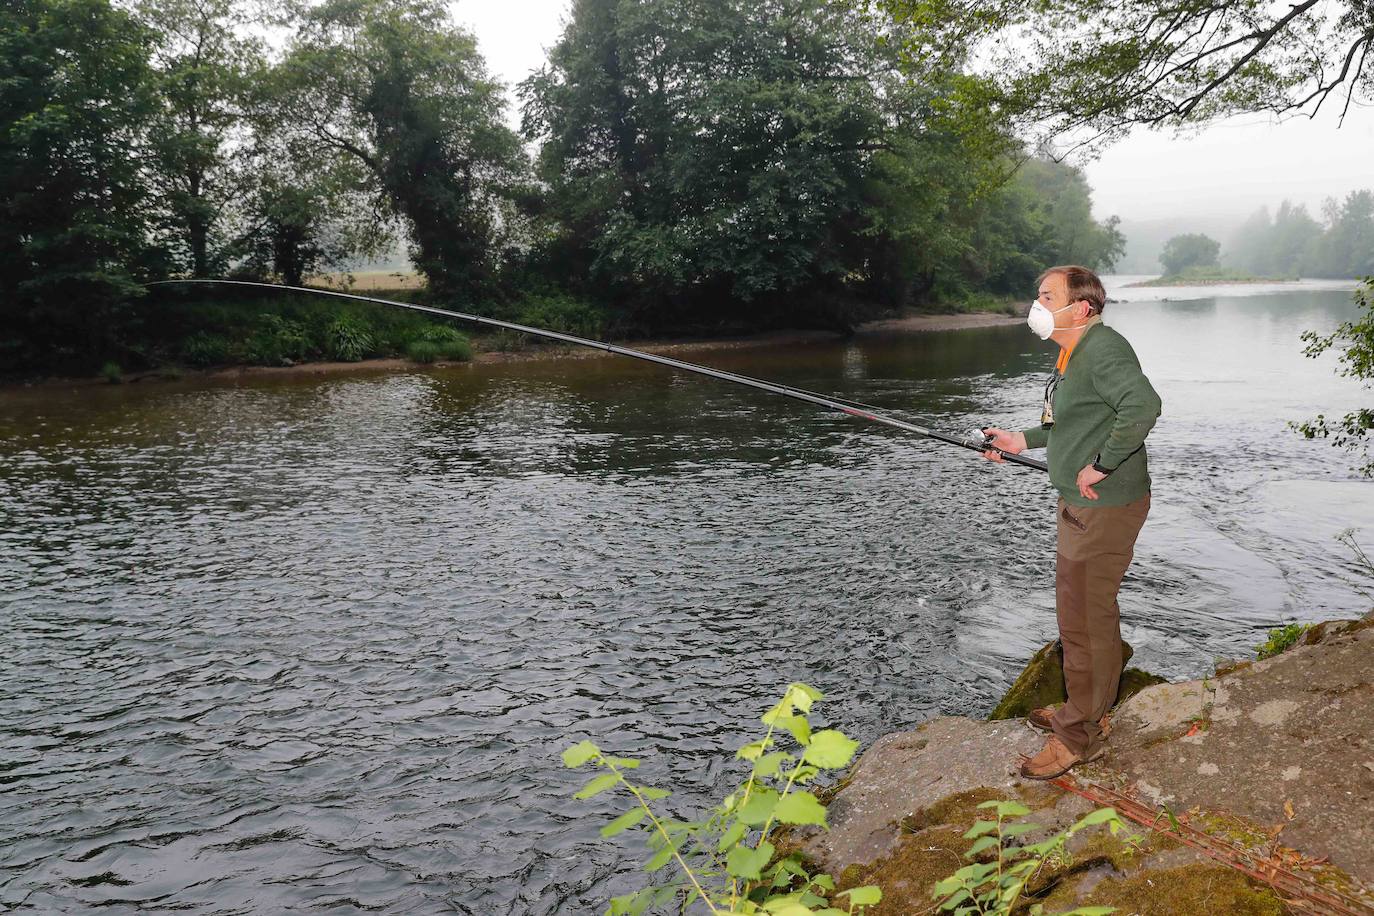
138,0,264,277
0,0,158,369
272,0,530,304
1159,233,1220,275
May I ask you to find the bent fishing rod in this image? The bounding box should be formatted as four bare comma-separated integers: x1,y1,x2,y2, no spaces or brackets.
148,279,1048,473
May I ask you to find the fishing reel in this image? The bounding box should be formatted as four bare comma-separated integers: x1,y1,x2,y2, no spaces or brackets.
963,427,997,451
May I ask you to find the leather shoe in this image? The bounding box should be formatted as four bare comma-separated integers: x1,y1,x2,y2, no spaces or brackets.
1017,734,1103,780
1026,706,1112,738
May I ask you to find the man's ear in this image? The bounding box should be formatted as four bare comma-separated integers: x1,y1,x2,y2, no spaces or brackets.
1077,300,1095,320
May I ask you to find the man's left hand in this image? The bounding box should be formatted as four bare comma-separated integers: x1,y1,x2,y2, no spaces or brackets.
1076,464,1107,500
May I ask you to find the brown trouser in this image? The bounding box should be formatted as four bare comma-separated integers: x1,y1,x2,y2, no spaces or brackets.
1052,492,1151,758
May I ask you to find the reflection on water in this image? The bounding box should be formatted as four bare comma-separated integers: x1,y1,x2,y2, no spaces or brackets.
1,284,1371,913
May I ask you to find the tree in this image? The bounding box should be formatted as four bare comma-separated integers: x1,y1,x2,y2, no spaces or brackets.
1158,233,1219,276
137,0,265,277
1294,280,1374,477
272,0,531,304
0,0,159,369
860,1,1374,148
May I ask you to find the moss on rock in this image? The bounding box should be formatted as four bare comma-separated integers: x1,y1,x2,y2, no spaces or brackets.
990,639,1158,720
1072,863,1286,915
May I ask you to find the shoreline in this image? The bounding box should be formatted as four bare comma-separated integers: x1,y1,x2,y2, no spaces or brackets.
0,311,1024,392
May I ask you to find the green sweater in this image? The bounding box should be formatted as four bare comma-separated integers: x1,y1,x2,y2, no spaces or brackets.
1020,320,1161,507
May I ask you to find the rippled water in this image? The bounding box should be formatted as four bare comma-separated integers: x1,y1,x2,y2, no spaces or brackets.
2,281,1371,913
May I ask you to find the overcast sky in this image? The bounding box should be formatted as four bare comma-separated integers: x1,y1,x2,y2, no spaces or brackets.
451,0,1374,226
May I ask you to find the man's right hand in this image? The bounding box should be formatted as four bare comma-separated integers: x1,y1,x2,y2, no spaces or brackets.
981,428,1027,463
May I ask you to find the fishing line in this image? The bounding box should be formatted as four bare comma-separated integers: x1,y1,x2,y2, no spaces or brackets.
147,279,1048,472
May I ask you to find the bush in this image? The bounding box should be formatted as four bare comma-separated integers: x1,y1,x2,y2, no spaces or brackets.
412,324,473,361
182,332,231,367
406,339,443,363
99,361,123,384
565,683,879,915
244,314,312,366
514,293,609,339
325,314,374,362
1255,623,1311,660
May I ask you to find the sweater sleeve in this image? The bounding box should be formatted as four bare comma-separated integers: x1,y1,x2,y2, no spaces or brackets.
1090,339,1162,470
1021,425,1050,450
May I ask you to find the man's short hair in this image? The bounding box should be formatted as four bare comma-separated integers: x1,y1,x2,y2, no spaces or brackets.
1038,265,1107,314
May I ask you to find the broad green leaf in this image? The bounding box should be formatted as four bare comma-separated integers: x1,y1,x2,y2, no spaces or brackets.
762,699,794,725
605,756,640,769
838,885,881,905
801,730,858,769
738,739,771,761
1072,807,1120,829
574,773,620,799
753,751,791,778
738,788,780,825
814,910,847,916
563,740,599,768
791,764,820,783
790,683,823,712
812,874,835,891
994,801,1031,818
719,819,748,851
726,841,774,880
931,876,964,896
600,807,647,837
1002,822,1039,836
775,715,812,746
774,791,828,827
643,843,674,872
963,819,997,839
639,787,670,801
964,835,999,858
976,800,1002,809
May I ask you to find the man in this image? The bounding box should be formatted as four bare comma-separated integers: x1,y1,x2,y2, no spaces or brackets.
983,265,1161,780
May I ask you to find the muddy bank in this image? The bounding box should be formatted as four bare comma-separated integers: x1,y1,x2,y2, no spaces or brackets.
2,311,1023,391
797,612,1374,914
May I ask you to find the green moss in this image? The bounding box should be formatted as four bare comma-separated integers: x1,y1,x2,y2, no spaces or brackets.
1118,667,1168,703
989,639,1143,720
1078,863,1285,914
899,786,1006,834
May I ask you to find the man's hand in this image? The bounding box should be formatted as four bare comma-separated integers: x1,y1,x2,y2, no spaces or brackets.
981,428,1027,463
1076,464,1107,500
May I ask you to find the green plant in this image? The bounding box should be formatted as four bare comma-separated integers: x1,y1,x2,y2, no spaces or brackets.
412,324,473,361
325,314,374,362
515,293,609,338
244,314,312,365
564,683,880,915
405,339,443,363
1255,623,1311,660
99,361,123,383
1335,528,1374,584
182,332,231,367
931,800,1136,915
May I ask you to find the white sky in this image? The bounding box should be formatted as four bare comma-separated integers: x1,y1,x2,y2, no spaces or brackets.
450,0,1374,225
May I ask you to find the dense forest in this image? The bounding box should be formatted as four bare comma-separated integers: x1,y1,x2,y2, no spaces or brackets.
0,0,1124,375
1224,193,1374,279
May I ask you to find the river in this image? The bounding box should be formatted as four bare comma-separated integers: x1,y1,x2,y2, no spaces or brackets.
1,277,1370,913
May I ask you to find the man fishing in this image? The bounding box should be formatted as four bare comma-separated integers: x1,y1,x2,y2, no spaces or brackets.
982,265,1162,780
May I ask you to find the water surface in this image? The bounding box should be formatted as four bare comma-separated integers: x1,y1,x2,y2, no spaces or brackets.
2,279,1370,912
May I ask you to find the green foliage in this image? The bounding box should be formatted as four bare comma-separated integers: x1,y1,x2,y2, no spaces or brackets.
860,0,1373,142
181,331,231,367
99,361,124,384
513,294,609,338
324,314,375,362
1292,279,1374,476
565,683,880,915
273,0,531,304
406,325,472,363
243,314,311,365
0,0,160,372
1255,623,1312,660
1228,194,1374,281
931,800,1137,915
1158,234,1220,277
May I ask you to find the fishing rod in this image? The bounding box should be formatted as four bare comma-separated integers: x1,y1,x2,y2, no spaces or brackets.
147,279,1048,472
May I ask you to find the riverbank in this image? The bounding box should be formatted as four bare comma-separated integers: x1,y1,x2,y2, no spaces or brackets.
1,310,1025,391
799,612,1374,914
1127,276,1297,287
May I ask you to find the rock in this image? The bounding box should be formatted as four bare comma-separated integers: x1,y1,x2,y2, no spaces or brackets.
988,638,1159,720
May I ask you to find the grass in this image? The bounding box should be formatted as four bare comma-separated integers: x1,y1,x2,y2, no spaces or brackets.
1131,266,1297,287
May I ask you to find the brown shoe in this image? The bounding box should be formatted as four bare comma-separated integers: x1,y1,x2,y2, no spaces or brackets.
1026,707,1112,738
1017,735,1104,780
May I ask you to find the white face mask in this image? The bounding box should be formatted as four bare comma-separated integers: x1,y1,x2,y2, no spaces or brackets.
1026,300,1079,340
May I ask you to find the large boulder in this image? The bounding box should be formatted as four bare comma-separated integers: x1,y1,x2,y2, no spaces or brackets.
988,638,1165,720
